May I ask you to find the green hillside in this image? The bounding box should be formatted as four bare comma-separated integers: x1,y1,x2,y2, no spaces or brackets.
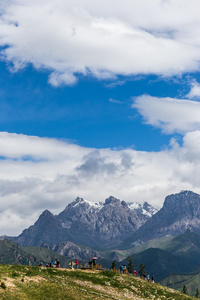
160,273,200,297
160,230,200,262
99,235,173,261
0,264,195,299
159,230,200,272
0,239,70,267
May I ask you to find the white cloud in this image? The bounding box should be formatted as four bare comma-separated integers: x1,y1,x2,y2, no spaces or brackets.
0,131,200,236
133,95,200,134
187,80,200,99
109,98,123,104
48,72,77,87
1,1,200,85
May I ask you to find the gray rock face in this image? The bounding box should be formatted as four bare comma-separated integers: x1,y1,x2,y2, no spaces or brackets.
12,196,155,248
129,190,200,245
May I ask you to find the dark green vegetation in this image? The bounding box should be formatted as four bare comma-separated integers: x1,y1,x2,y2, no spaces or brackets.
0,264,196,299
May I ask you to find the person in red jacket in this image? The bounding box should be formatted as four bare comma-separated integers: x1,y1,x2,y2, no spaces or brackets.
75,259,79,268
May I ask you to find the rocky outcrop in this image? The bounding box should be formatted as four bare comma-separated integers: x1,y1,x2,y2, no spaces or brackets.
42,241,101,260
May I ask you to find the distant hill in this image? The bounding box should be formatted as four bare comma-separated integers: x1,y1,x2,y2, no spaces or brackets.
0,239,69,267
99,235,173,262
121,247,185,281
159,230,200,271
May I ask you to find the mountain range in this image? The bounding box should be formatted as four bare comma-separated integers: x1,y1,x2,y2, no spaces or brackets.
10,196,157,248
3,189,200,297
10,190,200,250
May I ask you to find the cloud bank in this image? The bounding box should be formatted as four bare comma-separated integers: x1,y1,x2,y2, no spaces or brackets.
133,95,200,134
1,0,200,85
0,131,200,235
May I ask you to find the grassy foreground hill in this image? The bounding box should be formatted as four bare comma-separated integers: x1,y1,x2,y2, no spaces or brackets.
0,264,195,300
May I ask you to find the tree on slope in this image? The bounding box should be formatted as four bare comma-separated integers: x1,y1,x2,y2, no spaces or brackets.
138,264,145,278
127,256,134,274
196,287,199,299
182,285,187,295
111,261,117,270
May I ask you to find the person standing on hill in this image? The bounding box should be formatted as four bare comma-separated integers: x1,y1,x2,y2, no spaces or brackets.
76,260,79,268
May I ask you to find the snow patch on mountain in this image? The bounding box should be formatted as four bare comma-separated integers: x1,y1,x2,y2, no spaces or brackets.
128,202,158,217
71,197,103,210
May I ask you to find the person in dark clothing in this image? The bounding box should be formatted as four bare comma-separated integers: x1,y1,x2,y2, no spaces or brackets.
92,259,96,267
89,260,92,268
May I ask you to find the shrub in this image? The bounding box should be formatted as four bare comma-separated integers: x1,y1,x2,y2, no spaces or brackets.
11,271,20,278
1,282,6,289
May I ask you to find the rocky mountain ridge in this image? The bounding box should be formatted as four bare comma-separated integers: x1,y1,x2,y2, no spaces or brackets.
126,190,200,246
11,196,157,248
10,190,200,250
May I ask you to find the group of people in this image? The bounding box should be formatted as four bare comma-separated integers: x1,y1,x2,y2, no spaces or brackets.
43,257,155,282
89,258,97,267
69,258,97,269
119,265,154,282
46,258,60,268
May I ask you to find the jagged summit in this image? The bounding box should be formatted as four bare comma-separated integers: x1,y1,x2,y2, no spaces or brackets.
65,195,157,217
66,196,103,210
104,196,121,205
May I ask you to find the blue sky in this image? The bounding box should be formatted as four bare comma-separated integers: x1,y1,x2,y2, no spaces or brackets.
0,61,190,150
1,0,200,235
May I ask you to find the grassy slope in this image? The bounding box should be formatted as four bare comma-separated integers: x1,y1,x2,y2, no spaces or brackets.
0,265,195,300
160,273,200,297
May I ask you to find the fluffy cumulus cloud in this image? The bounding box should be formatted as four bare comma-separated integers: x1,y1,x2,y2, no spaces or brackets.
0,132,200,236
133,95,200,134
1,0,200,85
